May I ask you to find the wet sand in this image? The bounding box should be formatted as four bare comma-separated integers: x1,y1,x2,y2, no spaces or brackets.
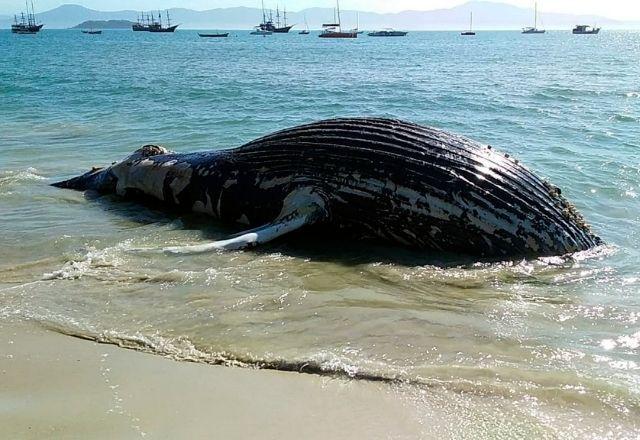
0,322,425,439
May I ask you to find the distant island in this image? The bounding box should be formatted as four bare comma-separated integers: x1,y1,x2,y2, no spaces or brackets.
71,20,134,29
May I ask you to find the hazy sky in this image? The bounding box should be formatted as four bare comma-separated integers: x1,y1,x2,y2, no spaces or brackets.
2,0,639,20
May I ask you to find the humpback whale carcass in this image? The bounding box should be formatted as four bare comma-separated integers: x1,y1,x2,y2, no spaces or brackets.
52,118,601,257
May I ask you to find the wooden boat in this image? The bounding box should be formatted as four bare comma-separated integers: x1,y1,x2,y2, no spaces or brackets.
272,6,293,33
461,12,476,35
199,32,229,38
11,3,43,35
319,0,357,39
522,2,545,34
573,25,600,34
147,11,179,33
82,29,102,34
254,2,293,34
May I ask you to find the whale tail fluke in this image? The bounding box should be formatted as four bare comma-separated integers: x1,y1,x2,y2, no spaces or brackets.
162,187,328,254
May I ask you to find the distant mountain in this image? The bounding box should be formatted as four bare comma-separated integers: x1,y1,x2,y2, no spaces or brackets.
72,20,134,29
1,2,636,30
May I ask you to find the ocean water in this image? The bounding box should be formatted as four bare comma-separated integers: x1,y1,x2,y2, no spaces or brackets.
1,29,639,437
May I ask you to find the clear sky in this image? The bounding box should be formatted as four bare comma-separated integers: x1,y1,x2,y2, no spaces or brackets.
2,0,639,21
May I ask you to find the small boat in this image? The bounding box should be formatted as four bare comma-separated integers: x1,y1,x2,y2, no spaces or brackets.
250,27,272,35
319,0,357,39
199,32,229,38
349,12,364,35
82,29,102,34
368,29,408,37
461,12,475,35
148,10,179,33
299,14,310,34
11,2,43,34
573,24,600,35
522,2,545,34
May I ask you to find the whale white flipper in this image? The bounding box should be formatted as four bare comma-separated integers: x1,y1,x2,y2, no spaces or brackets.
163,187,327,254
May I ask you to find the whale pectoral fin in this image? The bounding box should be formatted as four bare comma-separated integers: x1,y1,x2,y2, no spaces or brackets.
163,187,328,255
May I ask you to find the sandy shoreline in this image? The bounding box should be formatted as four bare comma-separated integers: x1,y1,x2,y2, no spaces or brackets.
0,321,425,439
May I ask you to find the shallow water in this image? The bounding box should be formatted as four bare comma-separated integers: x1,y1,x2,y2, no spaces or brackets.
1,29,639,437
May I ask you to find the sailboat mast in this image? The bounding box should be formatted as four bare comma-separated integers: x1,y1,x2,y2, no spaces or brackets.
534,2,537,29
24,0,30,25
337,0,342,31
470,12,473,31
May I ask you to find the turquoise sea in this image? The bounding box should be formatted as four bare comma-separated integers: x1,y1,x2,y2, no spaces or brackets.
1,29,640,437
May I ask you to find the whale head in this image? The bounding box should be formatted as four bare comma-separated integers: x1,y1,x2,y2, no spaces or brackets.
52,166,117,192
52,145,171,194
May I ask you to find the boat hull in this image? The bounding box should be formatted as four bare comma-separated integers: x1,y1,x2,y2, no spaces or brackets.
368,31,408,37
11,24,43,34
272,26,293,33
319,32,357,39
148,24,179,33
199,33,229,38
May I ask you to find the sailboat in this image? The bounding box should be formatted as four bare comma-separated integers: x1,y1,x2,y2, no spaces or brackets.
148,10,179,32
272,6,294,33
461,12,475,35
319,0,357,38
522,2,545,34
299,14,310,34
11,1,43,34
350,12,364,35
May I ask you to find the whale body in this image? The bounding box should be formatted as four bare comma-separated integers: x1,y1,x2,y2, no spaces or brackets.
52,118,601,257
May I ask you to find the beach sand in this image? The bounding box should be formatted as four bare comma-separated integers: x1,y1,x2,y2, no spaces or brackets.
0,322,426,439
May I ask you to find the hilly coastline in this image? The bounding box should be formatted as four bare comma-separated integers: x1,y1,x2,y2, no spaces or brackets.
1,2,635,30
71,19,133,29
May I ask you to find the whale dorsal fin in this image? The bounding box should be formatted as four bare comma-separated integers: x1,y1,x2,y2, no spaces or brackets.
163,187,328,254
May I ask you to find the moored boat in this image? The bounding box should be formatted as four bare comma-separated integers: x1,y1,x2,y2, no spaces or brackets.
250,27,272,35
522,2,545,34
368,29,408,37
573,24,600,34
253,2,293,34
299,14,310,34
11,2,43,34
199,32,229,38
81,29,102,34
319,0,357,39
147,11,179,33
461,12,476,36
